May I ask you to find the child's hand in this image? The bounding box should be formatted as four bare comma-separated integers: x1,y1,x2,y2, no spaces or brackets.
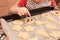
10,7,31,16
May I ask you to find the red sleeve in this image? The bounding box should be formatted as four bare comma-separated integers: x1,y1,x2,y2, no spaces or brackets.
18,0,27,7
51,0,57,7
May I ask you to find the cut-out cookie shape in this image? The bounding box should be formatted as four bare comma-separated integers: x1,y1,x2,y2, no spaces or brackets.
24,25,35,32
28,37,38,40
35,20,46,26
12,20,23,25
18,32,31,39
12,25,23,31
41,13,56,22
35,29,49,38
52,11,60,16
52,11,60,20
50,31,60,39
45,23,59,30
25,18,35,24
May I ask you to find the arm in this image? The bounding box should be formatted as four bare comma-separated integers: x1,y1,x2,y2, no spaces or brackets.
9,0,20,14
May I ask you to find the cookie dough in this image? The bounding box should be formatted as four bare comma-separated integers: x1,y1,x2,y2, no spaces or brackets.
35,29,49,38
50,31,60,39
25,18,35,24
18,32,31,39
33,16,39,19
58,16,60,20
35,20,46,26
12,25,23,31
28,37,38,40
52,11,60,16
45,23,58,30
51,11,60,20
24,25,35,32
41,13,56,22
12,20,23,25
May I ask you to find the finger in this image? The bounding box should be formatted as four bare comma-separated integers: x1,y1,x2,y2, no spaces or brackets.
23,10,28,15
28,12,31,16
20,10,25,15
18,10,26,16
26,10,31,16
21,10,26,16
18,12,22,16
17,11,22,16
22,7,31,16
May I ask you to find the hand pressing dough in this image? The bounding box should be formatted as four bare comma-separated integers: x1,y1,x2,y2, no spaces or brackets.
28,37,38,40
12,20,23,25
35,29,49,38
50,31,60,39
18,32,31,39
45,23,59,30
35,20,46,26
24,25,35,32
41,13,56,22
25,18,35,24
12,25,23,31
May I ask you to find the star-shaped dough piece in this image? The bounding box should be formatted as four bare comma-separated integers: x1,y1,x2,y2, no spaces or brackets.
35,20,46,26
35,29,49,38
12,25,23,31
41,13,56,22
18,32,31,39
28,37,38,40
50,32,60,39
24,25,35,32
12,20,23,25
45,23,59,30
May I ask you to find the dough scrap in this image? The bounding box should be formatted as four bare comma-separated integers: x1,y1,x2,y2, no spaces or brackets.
24,25,35,32
12,25,23,31
18,32,31,39
35,20,46,26
28,37,38,40
45,23,59,30
35,29,49,38
12,20,23,25
50,32,60,39
41,13,56,22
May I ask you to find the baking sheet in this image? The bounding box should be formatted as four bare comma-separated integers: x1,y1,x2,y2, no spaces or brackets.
4,10,60,40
